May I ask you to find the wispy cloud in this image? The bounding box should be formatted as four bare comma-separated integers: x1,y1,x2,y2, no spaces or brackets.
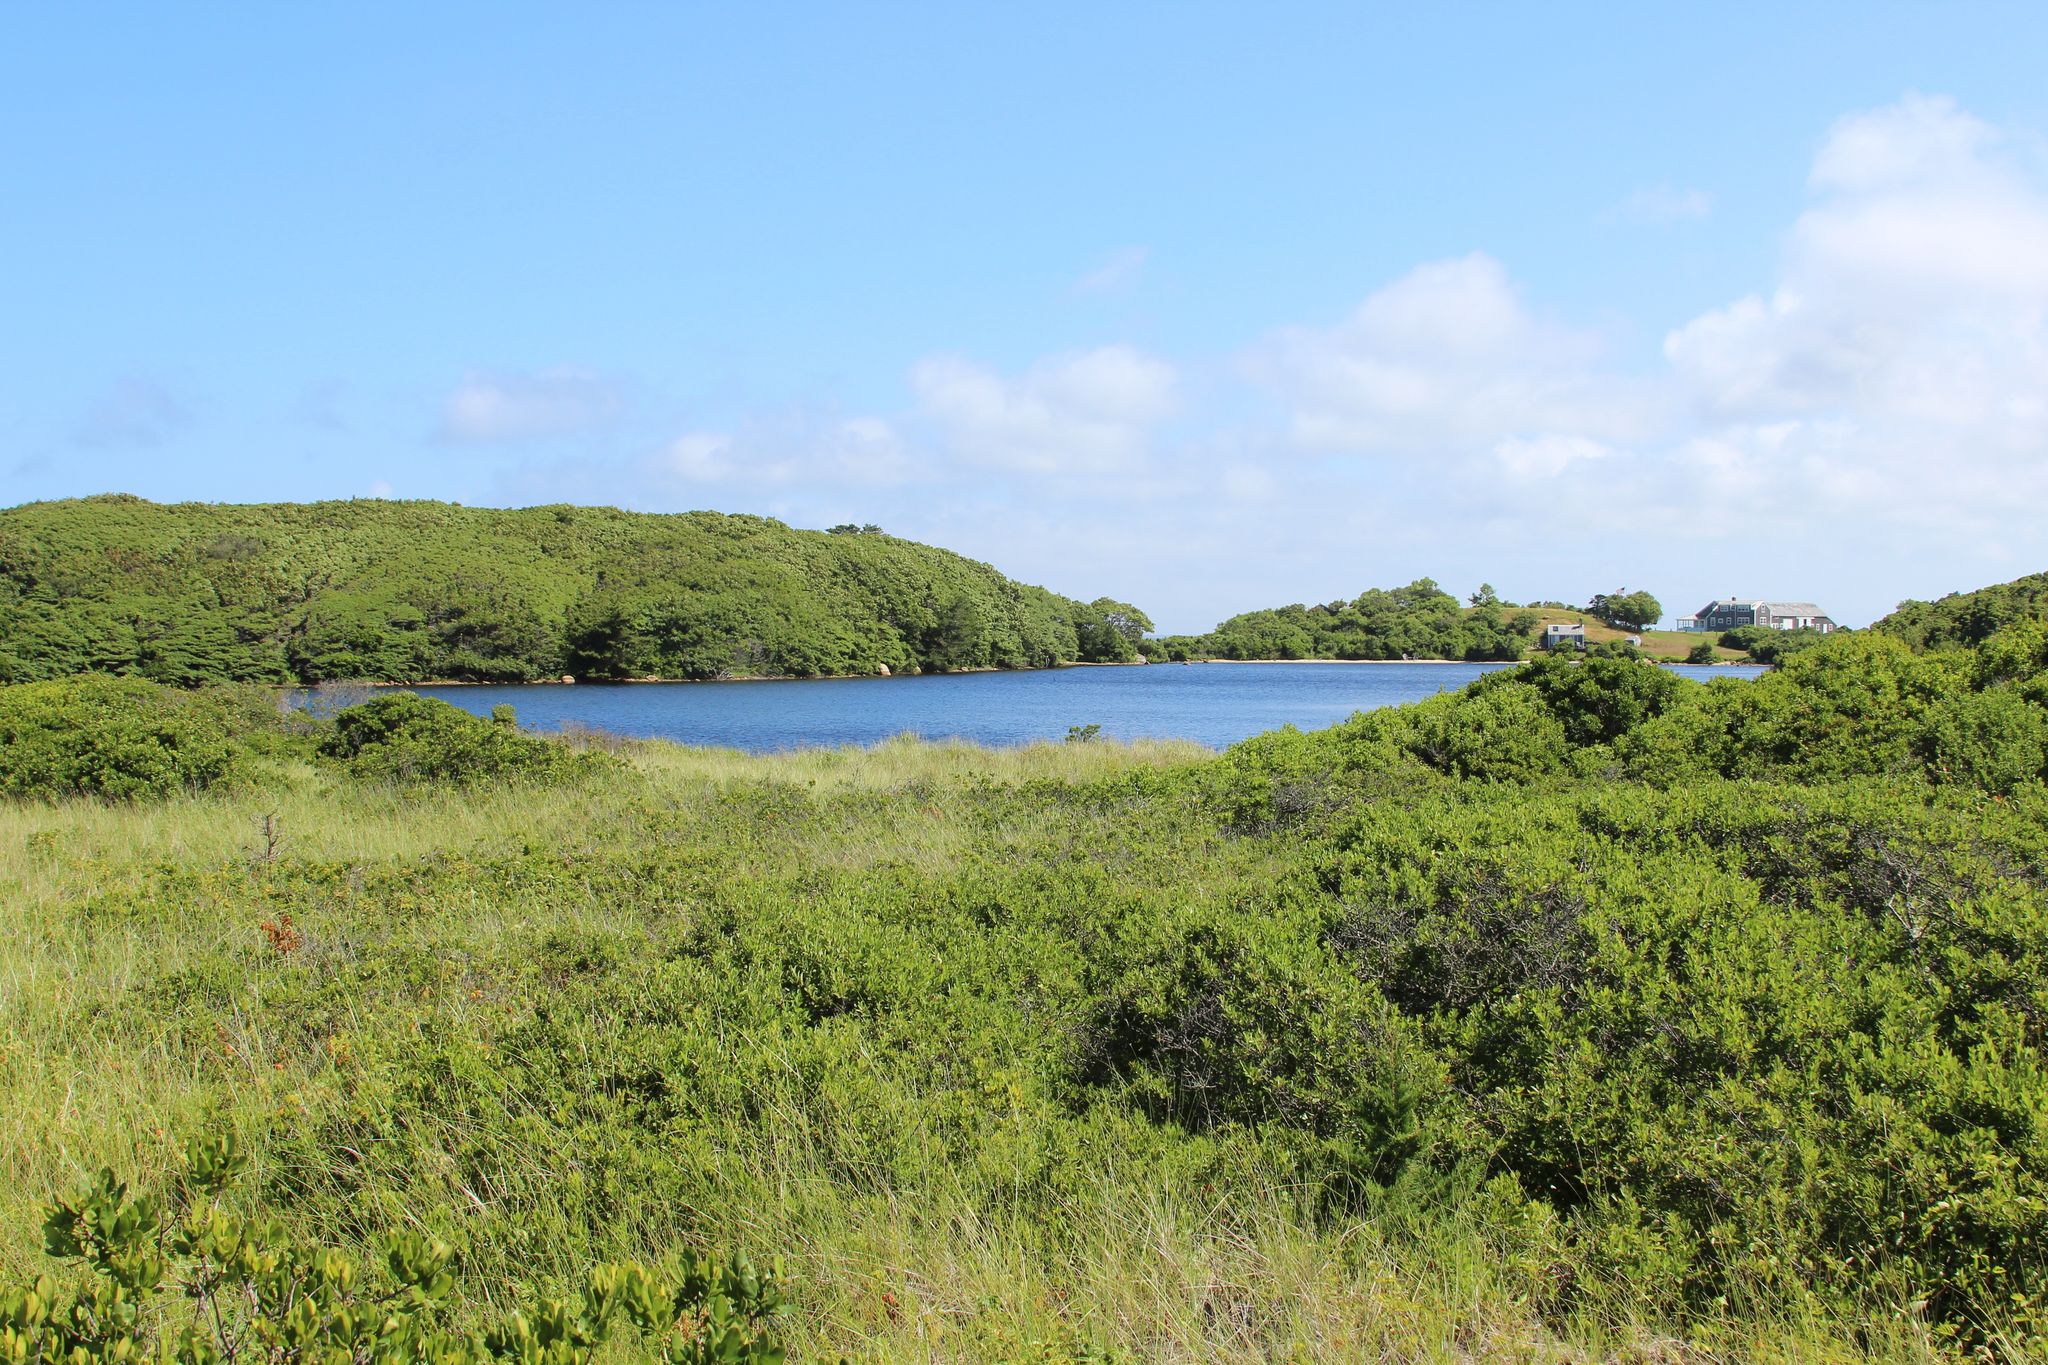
436,368,622,444
1610,183,1714,224
1245,252,1659,454
294,381,353,433
909,345,1177,475
74,377,192,449
1073,245,1150,295
651,412,919,489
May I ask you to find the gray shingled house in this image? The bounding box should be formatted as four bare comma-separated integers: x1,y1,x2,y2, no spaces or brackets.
1674,599,1837,633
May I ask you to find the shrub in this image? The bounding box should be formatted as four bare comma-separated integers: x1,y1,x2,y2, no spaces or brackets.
0,674,235,800
320,692,599,785
1916,685,2048,793
1393,682,1570,781
1502,653,1685,746
1720,624,1828,665
3,1131,790,1364
1621,632,1965,784
1072,907,1445,1199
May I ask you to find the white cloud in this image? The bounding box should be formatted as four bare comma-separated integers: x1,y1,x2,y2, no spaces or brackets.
909,345,1176,475
1248,253,1659,453
1808,93,1997,194
1659,92,2048,528
437,368,621,443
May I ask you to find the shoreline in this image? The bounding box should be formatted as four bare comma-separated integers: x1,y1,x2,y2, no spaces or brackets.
1185,655,1745,667
1189,656,1491,665
317,659,1154,689
293,655,1748,689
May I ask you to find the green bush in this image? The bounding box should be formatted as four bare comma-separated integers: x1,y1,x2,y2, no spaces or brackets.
0,674,235,800
1620,632,1965,784
1390,682,1571,781
3,1131,789,1364
1719,624,1828,664
1072,905,1444,1202
1915,684,2048,793
1491,653,1684,747
319,692,600,786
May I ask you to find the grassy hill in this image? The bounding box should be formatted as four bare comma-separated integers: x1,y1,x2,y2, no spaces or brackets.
0,495,1147,685
1516,607,1749,661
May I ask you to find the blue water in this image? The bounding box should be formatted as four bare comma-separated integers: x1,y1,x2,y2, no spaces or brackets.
386,662,1766,753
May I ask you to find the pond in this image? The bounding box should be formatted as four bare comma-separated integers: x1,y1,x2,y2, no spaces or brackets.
367,660,1767,753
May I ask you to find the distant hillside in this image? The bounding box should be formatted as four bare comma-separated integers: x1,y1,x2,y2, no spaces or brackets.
0,495,1148,685
1876,570,2048,651
1152,579,1539,662
1152,582,1777,665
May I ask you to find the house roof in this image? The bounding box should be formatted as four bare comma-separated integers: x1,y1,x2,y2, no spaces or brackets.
1696,598,1831,617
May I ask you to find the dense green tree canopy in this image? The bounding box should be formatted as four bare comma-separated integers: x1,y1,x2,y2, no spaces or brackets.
1878,568,2048,650
1587,587,1661,631
0,496,1148,684
1156,578,1539,662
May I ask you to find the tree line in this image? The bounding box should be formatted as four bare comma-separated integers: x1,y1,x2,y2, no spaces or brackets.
1151,578,1544,661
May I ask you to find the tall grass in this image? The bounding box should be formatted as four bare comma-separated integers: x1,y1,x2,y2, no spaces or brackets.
0,736,1963,1362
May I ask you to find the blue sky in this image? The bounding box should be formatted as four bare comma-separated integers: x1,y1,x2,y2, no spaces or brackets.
7,4,2048,631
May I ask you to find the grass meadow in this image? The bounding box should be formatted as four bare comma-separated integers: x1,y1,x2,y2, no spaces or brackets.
0,731,1989,1362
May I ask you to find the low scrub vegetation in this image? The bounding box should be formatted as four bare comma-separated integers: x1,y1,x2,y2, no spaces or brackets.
318,692,612,787
3,570,2047,1359
8,1132,788,1363
0,674,237,800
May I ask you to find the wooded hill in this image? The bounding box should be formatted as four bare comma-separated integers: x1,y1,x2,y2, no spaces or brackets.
1152,579,1543,662
0,495,1150,685
1877,569,2048,651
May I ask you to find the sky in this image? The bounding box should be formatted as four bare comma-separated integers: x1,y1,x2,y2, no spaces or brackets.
5,4,2048,632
